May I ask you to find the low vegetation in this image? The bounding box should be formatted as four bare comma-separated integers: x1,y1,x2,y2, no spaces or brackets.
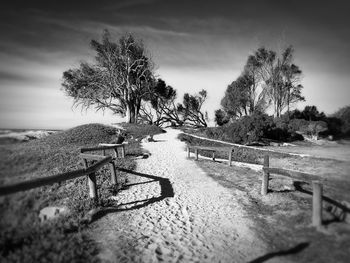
189,105,350,147
180,133,295,167
0,123,164,262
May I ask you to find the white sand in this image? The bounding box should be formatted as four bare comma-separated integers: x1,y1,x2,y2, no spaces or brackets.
93,128,268,262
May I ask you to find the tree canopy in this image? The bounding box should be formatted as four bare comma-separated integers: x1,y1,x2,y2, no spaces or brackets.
252,46,305,117
62,30,155,123
178,89,208,127
139,78,179,126
217,45,305,126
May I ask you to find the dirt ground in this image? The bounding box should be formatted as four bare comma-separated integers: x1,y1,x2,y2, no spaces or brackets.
91,129,270,263
196,154,350,262
90,129,350,262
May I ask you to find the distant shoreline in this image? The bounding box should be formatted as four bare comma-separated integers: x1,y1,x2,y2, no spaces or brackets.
0,128,62,133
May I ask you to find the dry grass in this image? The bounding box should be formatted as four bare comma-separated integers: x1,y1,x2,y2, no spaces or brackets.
0,123,164,262
190,154,350,262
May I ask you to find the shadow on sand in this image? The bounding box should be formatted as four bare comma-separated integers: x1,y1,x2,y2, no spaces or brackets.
268,181,349,224
293,181,350,224
248,242,309,263
88,168,174,222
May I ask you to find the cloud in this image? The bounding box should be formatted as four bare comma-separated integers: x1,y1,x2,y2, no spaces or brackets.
0,0,349,128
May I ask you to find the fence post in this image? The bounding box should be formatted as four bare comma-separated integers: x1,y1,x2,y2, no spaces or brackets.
88,172,98,200
121,145,125,158
187,147,190,158
261,155,270,195
109,162,117,185
228,150,232,166
113,148,119,158
212,152,215,161
312,181,323,228
82,158,88,169
195,149,199,160
82,158,98,201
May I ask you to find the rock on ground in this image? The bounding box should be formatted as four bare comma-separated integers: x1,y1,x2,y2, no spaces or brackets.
39,206,69,222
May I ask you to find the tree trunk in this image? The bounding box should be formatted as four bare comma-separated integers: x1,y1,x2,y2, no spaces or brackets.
126,103,136,123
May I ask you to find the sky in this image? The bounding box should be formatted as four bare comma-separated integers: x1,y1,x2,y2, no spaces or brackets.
0,0,349,129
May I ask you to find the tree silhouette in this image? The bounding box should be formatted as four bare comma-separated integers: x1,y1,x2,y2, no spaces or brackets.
178,89,208,127
139,78,180,126
62,30,155,123
253,46,305,117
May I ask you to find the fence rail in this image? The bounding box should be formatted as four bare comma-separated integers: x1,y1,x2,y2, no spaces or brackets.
0,156,112,197
81,143,125,158
187,146,234,166
0,144,127,201
261,155,324,228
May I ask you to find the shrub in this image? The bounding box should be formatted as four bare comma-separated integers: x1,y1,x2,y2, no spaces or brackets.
207,113,274,144
331,105,350,138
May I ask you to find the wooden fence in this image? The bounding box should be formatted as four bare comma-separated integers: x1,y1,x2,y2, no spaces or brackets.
187,146,234,166
0,144,126,202
262,155,324,228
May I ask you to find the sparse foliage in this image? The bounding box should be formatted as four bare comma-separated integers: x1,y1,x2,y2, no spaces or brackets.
62,30,155,123
217,45,304,121
139,79,181,126
178,89,208,127
252,46,305,117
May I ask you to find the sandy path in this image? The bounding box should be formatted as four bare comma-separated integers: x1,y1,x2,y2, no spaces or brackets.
93,129,266,262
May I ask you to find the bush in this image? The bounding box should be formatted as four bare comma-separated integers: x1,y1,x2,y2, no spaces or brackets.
206,113,274,144
331,105,350,138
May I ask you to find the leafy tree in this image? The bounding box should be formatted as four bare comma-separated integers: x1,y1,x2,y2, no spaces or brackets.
331,105,350,137
214,109,229,126
221,75,250,119
220,70,266,120
290,105,326,121
62,30,155,123
243,55,269,113
219,46,304,121
178,89,208,127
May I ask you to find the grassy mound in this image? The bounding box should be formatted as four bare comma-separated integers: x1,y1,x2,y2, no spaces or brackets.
0,123,164,262
0,124,122,181
42,123,118,146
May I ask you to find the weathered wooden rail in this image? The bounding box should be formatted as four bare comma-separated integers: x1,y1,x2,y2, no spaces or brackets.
81,143,125,158
262,155,324,228
0,156,112,197
187,146,234,166
0,144,126,201
79,144,126,197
